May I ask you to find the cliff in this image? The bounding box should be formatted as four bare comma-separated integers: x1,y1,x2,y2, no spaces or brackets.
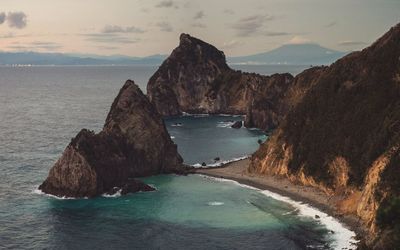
250,23,400,248
147,33,294,131
39,80,183,198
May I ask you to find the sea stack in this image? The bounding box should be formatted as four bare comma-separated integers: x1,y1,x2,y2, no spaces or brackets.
249,23,400,248
39,80,183,198
147,33,294,131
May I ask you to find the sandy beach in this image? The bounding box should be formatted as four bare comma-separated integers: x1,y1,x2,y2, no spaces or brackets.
195,158,368,240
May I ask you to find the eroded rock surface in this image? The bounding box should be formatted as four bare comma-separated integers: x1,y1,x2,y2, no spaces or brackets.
250,23,400,248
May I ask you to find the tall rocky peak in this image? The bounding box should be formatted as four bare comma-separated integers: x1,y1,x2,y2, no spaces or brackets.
250,23,400,248
176,33,229,70
40,80,183,198
147,33,231,117
147,33,296,131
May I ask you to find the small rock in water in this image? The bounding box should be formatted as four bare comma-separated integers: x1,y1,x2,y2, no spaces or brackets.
214,157,220,162
106,187,121,196
120,180,156,195
201,162,207,167
231,121,242,129
257,139,263,144
315,215,320,219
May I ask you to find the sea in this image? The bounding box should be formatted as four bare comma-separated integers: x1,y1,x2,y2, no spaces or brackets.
0,65,356,249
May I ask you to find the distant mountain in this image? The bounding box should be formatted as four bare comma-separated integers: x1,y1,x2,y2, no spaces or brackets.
228,44,347,65
0,44,345,66
0,52,167,66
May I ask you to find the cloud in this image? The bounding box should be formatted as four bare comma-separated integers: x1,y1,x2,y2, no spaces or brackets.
8,41,62,51
101,25,145,34
287,36,311,44
221,40,244,50
0,33,14,38
231,15,274,36
155,0,178,8
29,41,63,50
324,21,337,28
82,33,139,44
97,46,119,50
192,23,206,28
264,31,291,37
0,32,28,38
0,12,5,24
156,22,173,32
7,12,27,29
194,11,204,20
338,40,366,46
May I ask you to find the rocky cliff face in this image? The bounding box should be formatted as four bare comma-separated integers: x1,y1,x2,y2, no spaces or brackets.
147,33,295,131
250,23,400,248
40,80,183,198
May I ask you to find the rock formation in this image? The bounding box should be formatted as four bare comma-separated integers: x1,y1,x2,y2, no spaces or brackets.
147,33,294,131
249,23,400,248
40,80,183,198
231,121,242,129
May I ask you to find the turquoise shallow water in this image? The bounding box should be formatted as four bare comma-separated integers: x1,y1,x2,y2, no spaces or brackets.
0,65,337,249
24,175,332,249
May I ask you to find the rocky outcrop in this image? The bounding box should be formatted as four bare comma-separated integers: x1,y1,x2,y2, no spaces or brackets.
147,33,294,131
231,121,242,129
39,80,183,198
250,23,400,248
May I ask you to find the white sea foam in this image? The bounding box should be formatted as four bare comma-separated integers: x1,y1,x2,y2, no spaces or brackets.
217,114,243,118
32,187,86,200
170,123,183,127
192,155,249,168
247,128,260,131
216,121,235,128
181,112,243,118
261,189,358,250
170,136,175,139
207,201,224,206
182,112,210,117
199,175,260,191
198,175,358,250
102,188,122,198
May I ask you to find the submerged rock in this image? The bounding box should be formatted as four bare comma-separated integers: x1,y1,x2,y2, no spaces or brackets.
231,121,242,129
39,80,183,198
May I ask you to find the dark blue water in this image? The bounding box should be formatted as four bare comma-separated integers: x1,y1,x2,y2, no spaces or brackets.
0,65,347,249
166,115,266,166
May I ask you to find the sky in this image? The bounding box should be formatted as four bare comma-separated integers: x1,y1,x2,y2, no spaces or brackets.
0,0,399,57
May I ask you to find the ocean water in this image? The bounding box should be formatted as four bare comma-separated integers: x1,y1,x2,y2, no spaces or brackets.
165,115,266,166
0,65,354,249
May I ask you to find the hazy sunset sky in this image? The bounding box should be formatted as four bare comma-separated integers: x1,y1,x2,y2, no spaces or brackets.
0,0,399,57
